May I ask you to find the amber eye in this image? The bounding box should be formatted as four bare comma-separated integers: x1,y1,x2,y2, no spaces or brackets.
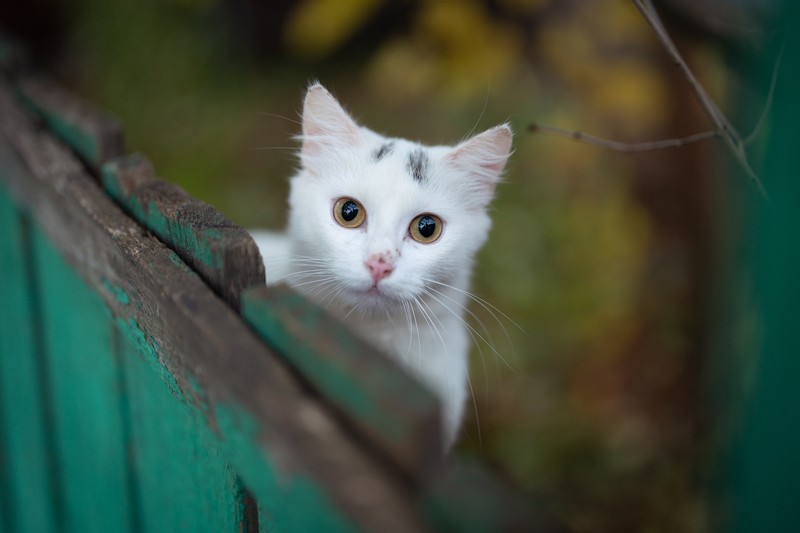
409,214,443,243
333,197,366,228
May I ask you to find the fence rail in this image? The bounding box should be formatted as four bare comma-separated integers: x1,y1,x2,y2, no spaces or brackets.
0,40,559,532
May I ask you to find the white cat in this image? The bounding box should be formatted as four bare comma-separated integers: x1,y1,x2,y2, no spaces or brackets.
251,83,512,450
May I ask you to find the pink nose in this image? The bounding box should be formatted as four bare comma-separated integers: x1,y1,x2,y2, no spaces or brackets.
366,254,394,284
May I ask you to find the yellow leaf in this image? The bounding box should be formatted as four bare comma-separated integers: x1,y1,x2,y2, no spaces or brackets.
284,0,381,59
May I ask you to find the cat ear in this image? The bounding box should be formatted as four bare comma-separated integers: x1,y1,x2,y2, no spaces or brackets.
300,83,361,157
446,124,513,207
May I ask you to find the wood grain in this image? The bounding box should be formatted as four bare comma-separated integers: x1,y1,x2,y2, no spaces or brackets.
30,225,135,532
0,67,562,531
242,284,443,478
0,80,424,532
14,74,124,172
102,154,265,308
0,189,59,533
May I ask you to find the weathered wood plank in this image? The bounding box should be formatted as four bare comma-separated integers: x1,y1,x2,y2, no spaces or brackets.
422,463,567,533
0,426,6,533
0,80,425,532
31,224,134,533
242,284,443,477
0,495,7,533
0,186,58,532
13,74,124,172
0,69,564,533
119,317,244,532
103,154,265,308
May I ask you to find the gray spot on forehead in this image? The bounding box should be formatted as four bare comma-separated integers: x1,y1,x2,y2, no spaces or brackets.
371,142,395,162
407,148,429,183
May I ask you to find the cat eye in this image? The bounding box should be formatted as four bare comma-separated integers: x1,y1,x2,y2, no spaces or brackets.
409,214,443,243
333,197,366,228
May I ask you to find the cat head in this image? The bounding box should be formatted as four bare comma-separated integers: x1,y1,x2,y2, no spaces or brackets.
287,83,512,312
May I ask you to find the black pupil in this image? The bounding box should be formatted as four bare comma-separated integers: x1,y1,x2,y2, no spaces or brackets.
418,216,436,238
341,200,359,221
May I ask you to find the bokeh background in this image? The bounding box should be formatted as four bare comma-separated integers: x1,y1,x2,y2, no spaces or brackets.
1,0,787,531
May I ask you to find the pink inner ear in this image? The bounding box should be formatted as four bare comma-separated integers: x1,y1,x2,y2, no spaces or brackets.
449,125,512,177
301,85,361,154
479,157,508,175
442,125,512,209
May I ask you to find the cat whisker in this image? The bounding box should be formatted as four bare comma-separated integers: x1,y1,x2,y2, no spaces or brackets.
436,293,492,400
411,296,444,372
423,285,494,341
464,368,483,452
428,285,500,352
271,268,332,283
262,255,331,282
422,277,526,335
268,268,332,285
272,259,328,266
422,277,523,371
321,282,349,311
263,255,329,267
249,146,297,152
414,295,449,357
286,275,339,292
417,292,486,450
406,299,422,363
255,111,303,126
465,84,491,140
413,293,483,449
400,299,416,359
340,299,363,321
305,278,341,299
422,287,517,374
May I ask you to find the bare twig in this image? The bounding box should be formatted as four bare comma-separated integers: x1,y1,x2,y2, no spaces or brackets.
528,1,776,199
527,123,718,153
744,37,785,146
632,0,768,197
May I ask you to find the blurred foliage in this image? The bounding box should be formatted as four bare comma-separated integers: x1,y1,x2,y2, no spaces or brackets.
28,0,741,530
367,0,523,102
283,0,382,59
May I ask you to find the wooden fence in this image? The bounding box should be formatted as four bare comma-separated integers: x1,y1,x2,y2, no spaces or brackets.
0,41,560,532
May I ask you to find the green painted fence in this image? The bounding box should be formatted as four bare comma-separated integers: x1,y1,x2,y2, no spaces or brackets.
0,43,560,532
724,14,800,533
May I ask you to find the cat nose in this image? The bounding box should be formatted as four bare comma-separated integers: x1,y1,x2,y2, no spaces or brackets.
366,253,394,283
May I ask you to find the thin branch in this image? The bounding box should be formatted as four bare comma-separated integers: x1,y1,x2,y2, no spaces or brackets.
633,0,739,142
528,123,718,153
527,1,777,198
744,37,785,146
632,0,768,198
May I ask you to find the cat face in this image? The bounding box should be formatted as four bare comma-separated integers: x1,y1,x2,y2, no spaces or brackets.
287,83,512,313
